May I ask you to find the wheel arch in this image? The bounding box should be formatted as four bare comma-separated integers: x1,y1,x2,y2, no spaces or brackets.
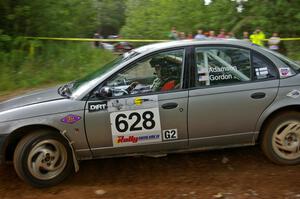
257,105,300,143
2,124,61,162
3,124,68,162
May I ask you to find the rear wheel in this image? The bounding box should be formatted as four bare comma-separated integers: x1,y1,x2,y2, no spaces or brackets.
13,130,74,187
261,111,300,165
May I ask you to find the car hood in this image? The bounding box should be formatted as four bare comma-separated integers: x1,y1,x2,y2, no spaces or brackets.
0,86,65,112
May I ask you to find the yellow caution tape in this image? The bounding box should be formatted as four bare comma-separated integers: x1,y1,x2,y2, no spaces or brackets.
24,36,300,42
263,38,300,41
24,36,168,43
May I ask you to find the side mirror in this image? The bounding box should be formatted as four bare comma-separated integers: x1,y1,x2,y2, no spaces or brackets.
95,86,112,98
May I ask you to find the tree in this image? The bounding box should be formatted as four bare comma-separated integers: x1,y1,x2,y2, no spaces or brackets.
95,0,126,37
120,0,300,39
0,0,127,38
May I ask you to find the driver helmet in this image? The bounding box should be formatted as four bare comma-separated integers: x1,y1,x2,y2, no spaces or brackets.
150,56,180,78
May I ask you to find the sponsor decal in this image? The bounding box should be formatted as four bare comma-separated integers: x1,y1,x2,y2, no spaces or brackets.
116,134,160,144
198,75,209,81
110,107,162,147
197,67,208,74
280,68,291,77
287,90,300,98
107,96,161,147
111,99,124,111
255,67,269,78
163,129,178,141
61,114,81,124
108,95,158,112
134,97,143,105
88,101,107,112
133,97,155,106
117,136,138,143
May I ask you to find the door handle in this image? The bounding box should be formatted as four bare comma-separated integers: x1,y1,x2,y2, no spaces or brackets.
161,102,178,109
251,92,266,99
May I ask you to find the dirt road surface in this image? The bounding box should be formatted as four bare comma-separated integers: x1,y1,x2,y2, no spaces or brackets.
1,146,300,199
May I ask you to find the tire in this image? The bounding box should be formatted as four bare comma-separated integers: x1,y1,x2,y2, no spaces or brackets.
261,111,300,165
13,130,74,187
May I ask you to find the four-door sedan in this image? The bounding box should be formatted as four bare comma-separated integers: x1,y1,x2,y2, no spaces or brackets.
0,39,300,187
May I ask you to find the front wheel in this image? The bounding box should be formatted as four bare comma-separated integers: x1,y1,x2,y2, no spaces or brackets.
261,111,300,165
13,130,74,187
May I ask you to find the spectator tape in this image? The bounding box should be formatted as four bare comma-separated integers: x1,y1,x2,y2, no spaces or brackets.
24,36,300,42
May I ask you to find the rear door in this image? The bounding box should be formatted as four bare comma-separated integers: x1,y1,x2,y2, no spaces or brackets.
85,48,189,157
188,46,279,148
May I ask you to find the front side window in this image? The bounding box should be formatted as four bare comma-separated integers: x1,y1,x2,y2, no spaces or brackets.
195,47,251,87
105,49,185,97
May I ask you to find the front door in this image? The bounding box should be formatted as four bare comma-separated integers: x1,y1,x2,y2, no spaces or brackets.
85,49,189,157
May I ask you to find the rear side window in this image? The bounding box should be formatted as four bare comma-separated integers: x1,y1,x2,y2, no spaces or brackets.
266,48,300,73
252,52,277,80
194,47,251,87
194,46,278,87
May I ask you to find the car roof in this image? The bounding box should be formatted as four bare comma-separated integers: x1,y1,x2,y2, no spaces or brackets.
134,39,255,54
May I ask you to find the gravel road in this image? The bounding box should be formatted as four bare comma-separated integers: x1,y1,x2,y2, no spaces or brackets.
1,146,300,199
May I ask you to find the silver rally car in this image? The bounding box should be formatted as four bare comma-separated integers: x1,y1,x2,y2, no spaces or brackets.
0,39,300,187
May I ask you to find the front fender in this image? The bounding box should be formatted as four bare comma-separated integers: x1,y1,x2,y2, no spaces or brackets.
0,99,92,159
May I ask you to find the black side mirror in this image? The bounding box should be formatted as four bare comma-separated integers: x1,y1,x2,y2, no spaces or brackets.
95,86,112,98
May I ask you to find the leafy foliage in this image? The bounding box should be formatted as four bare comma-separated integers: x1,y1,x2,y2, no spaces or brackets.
0,0,126,38
96,0,126,36
121,0,300,38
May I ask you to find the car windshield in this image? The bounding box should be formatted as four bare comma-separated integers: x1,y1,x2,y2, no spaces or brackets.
58,51,139,97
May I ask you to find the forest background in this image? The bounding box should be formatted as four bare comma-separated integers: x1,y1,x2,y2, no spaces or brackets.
0,0,299,92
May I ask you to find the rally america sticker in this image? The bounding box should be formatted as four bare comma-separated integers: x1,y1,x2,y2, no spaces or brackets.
116,134,161,145
88,101,107,112
279,67,292,77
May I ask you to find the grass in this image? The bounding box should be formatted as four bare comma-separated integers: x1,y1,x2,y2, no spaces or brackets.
283,41,300,61
0,42,116,92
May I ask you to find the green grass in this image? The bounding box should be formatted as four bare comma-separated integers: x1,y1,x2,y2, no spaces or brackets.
283,41,300,61
0,42,116,92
